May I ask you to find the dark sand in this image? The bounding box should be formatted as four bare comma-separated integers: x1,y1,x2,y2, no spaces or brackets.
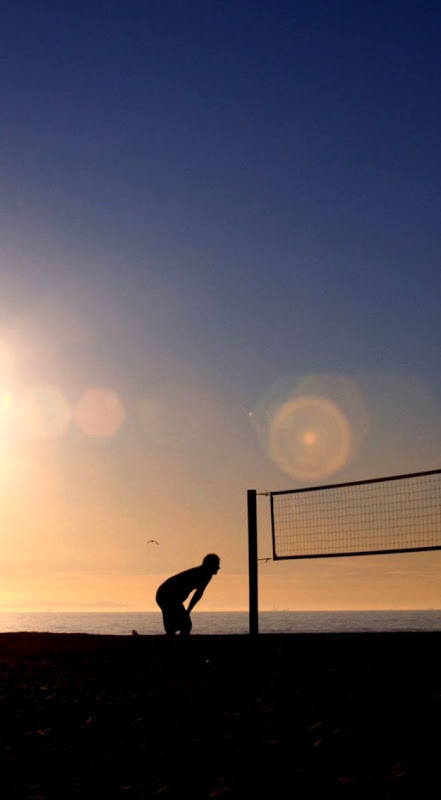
0,632,440,798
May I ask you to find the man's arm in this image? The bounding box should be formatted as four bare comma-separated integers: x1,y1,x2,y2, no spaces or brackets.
187,587,205,614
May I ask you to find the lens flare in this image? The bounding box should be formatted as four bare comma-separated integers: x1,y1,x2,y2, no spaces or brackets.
268,394,353,481
74,388,125,438
302,430,317,446
15,384,71,439
251,373,370,482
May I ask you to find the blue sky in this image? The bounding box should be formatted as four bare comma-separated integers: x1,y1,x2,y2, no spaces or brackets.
1,1,440,612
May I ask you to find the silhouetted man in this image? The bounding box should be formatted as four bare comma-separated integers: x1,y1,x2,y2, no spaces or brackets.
156,554,220,636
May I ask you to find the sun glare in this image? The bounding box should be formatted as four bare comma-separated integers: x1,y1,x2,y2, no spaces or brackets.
0,392,13,411
15,384,71,439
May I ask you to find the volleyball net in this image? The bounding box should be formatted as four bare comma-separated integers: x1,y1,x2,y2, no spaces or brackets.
270,468,441,560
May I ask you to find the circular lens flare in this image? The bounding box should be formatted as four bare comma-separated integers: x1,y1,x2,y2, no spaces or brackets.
74,388,125,438
302,430,317,446
268,394,352,481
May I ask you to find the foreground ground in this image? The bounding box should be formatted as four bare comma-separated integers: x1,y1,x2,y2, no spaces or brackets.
0,632,440,798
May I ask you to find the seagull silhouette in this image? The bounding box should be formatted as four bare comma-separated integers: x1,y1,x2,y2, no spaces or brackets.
146,539,159,545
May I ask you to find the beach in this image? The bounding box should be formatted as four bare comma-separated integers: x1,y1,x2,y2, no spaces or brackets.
0,632,440,798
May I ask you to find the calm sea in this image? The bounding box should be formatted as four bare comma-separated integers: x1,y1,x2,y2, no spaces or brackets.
0,610,440,635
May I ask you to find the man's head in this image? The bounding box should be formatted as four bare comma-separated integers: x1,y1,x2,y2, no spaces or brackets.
203,553,220,574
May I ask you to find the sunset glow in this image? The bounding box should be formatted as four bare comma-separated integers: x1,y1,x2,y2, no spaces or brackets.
1,2,440,614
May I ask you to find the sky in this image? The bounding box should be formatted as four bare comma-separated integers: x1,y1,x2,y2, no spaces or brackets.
1,0,441,613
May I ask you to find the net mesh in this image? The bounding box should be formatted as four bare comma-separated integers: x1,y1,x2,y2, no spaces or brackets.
271,469,441,559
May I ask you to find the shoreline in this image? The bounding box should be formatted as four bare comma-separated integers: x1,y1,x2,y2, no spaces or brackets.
1,633,440,797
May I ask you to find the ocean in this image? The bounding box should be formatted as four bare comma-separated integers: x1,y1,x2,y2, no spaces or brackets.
0,610,440,635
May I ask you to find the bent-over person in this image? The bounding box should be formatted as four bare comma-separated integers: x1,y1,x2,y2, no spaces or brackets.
156,554,220,636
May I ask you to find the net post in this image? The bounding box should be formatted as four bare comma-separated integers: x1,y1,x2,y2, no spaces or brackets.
248,489,259,635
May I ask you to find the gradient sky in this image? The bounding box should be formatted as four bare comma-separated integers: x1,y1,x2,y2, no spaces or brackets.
1,1,441,612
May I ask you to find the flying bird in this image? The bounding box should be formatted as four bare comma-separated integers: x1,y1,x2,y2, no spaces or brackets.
146,539,159,545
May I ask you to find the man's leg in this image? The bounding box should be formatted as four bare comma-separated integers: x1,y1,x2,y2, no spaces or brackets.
178,605,192,636
161,605,178,636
